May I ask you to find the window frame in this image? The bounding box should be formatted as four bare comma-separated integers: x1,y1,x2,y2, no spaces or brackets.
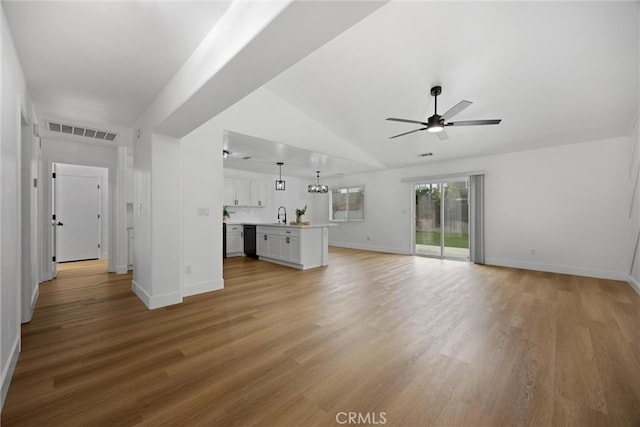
330,185,365,222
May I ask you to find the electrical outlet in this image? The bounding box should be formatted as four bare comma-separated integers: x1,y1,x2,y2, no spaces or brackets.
530,248,536,255
185,265,192,274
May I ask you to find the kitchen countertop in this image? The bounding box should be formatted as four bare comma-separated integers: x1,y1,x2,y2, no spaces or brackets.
243,222,336,229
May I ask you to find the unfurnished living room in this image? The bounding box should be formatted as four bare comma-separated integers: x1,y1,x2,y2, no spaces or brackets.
1,1,639,426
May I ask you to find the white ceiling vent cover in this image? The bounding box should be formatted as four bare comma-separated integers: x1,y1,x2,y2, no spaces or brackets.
47,121,119,142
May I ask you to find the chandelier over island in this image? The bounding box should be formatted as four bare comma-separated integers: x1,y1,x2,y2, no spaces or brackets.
308,171,328,194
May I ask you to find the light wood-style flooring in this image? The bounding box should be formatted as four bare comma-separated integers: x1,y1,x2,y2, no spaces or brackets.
3,249,640,426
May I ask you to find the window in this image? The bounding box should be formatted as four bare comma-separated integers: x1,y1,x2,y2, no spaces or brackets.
331,186,364,221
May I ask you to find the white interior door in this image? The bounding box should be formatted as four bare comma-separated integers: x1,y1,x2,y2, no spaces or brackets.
56,174,100,262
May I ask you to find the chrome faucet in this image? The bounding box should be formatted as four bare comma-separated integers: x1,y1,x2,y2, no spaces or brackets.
277,206,287,224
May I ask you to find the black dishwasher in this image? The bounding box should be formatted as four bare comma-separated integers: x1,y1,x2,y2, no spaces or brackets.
223,223,227,259
243,225,257,259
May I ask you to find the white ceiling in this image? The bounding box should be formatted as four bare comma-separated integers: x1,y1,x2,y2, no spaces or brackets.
3,1,639,174
264,1,639,169
3,0,231,128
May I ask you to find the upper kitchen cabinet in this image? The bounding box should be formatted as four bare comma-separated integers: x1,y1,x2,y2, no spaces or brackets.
224,178,253,207
250,181,267,207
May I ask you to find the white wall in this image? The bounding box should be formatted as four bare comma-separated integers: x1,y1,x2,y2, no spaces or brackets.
19,111,40,325
317,136,632,281
133,131,152,303
41,138,126,276
54,163,109,258
627,112,640,292
181,128,223,297
0,4,37,409
132,132,183,308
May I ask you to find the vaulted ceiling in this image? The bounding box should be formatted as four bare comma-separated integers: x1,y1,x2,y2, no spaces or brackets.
3,0,638,177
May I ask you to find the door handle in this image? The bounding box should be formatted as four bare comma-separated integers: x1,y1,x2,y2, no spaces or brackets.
57,221,64,226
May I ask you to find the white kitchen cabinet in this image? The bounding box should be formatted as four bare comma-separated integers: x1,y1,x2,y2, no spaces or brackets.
226,224,243,257
257,230,269,255
224,178,251,206
224,178,259,207
223,178,236,206
235,179,250,205
250,181,267,207
255,225,329,269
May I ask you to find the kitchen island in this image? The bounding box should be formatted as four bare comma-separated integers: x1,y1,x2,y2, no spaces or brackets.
247,223,333,270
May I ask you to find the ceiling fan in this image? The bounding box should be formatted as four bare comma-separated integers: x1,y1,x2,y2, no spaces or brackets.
387,85,501,140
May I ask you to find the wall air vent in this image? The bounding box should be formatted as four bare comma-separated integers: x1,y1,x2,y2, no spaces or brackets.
47,121,119,143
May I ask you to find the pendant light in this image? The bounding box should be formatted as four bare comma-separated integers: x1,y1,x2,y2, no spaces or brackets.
308,171,328,193
275,162,286,191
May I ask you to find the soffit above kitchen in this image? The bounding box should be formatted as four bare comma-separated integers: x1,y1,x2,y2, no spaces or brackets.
223,130,374,178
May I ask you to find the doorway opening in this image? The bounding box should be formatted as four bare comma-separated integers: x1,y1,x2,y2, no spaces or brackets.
414,179,469,260
52,163,109,272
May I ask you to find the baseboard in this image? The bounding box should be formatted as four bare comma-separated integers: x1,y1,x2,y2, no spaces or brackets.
486,257,628,281
22,285,40,323
1,336,20,411
182,279,223,297
31,285,39,309
627,274,640,296
115,265,128,275
132,280,182,309
329,241,409,255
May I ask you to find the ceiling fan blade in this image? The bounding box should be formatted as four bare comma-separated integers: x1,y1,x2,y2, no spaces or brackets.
386,118,429,126
441,100,472,121
446,119,502,126
389,128,427,139
436,130,449,140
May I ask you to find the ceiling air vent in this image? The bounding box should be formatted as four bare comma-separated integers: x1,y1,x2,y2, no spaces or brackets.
47,121,119,143
417,152,434,157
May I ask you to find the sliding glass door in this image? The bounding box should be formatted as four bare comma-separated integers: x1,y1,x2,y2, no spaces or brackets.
415,179,469,260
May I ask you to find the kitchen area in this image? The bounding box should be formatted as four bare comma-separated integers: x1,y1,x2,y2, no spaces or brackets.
222,166,333,270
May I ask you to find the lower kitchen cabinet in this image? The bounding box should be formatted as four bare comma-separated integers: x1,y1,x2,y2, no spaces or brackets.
256,225,328,269
226,224,243,257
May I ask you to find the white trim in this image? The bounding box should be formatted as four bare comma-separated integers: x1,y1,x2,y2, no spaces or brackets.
132,280,182,309
627,274,640,296
115,265,128,275
401,170,486,183
329,241,409,255
1,337,20,410
182,279,223,297
486,257,628,281
21,285,40,323
31,285,39,308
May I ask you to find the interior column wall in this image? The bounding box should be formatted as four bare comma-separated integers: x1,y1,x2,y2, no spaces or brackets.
132,132,182,309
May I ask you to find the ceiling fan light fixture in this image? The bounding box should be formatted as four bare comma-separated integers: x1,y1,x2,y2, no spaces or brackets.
427,115,444,133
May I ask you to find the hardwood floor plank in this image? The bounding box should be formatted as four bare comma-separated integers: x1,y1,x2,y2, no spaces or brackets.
2,249,639,426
